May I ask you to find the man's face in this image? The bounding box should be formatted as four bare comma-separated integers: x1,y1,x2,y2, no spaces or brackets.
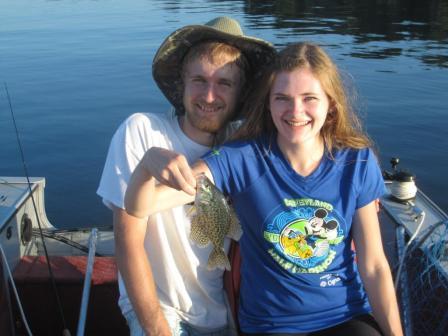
182,56,242,136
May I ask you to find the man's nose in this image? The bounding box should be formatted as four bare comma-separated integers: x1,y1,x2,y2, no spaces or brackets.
204,84,216,103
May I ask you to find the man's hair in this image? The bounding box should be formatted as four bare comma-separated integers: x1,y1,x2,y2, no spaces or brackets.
177,41,250,116
182,41,249,83
233,42,372,152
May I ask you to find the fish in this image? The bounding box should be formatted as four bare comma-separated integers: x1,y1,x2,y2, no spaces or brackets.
189,173,242,271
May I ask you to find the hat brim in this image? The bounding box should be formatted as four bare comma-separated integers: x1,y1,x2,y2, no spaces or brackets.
152,25,275,114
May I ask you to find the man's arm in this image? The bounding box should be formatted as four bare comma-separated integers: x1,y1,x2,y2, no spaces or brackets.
114,149,206,335
115,146,210,335
124,151,209,218
113,206,171,335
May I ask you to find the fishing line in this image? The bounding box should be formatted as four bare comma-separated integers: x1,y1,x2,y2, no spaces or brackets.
4,83,71,336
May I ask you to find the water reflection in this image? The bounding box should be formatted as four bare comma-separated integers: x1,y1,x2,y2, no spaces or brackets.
152,0,448,67
2,0,447,227
240,0,448,67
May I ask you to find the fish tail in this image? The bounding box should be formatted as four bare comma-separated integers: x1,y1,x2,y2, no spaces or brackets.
207,247,231,271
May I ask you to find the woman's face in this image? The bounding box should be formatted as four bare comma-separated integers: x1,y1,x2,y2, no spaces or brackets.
269,67,330,150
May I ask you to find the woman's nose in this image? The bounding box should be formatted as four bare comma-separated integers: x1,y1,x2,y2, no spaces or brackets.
291,98,304,115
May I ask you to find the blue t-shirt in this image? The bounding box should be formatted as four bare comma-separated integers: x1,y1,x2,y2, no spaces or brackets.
203,136,386,333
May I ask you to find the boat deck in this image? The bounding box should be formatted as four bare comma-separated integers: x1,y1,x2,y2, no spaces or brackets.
2,177,448,335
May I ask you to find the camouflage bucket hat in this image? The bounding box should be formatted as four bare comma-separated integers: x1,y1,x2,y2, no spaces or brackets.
152,16,275,114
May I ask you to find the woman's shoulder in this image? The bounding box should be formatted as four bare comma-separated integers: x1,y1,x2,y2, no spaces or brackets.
333,146,375,160
330,147,378,174
219,136,265,152
204,137,268,165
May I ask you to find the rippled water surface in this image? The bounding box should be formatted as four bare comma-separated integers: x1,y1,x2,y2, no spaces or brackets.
1,0,448,228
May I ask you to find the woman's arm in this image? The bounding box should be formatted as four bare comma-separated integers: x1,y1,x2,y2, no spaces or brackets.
124,154,212,218
352,201,403,336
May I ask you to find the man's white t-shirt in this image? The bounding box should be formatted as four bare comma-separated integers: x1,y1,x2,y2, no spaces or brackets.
97,112,232,329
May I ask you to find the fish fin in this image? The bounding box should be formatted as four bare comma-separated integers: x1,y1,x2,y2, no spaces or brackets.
186,204,197,218
190,214,209,247
227,209,243,241
207,247,231,271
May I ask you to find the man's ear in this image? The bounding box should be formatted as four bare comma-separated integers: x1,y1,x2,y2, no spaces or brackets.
175,79,185,116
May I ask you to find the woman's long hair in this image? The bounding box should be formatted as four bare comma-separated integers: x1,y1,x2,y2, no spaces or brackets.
232,42,371,152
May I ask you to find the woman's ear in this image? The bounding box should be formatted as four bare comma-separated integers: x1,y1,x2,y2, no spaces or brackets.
328,99,336,114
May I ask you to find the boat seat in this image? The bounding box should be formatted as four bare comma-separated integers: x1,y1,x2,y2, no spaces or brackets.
12,255,128,335
14,256,117,284
224,241,241,333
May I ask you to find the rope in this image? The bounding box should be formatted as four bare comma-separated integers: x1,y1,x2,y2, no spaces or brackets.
394,210,426,290
390,180,417,201
32,229,104,256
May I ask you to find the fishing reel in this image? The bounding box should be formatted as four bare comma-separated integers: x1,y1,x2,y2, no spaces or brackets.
383,157,417,202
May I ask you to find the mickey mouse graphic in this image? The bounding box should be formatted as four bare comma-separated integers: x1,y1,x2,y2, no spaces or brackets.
305,208,339,241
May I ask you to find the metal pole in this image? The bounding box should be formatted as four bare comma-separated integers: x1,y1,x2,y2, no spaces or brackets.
396,225,413,336
76,228,98,336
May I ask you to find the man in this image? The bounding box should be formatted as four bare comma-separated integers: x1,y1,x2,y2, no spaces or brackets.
97,17,274,335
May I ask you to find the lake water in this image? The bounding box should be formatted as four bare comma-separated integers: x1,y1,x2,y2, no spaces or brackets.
1,0,447,229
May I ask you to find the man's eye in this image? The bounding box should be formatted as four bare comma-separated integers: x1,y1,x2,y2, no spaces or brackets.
219,81,232,87
275,96,289,101
192,78,205,83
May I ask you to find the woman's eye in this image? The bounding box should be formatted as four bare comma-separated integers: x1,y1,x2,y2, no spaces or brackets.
304,96,318,102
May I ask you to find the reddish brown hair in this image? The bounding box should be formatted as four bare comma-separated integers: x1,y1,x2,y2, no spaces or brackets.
233,42,371,152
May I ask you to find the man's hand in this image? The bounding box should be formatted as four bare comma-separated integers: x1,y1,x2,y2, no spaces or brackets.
143,309,171,336
143,147,196,195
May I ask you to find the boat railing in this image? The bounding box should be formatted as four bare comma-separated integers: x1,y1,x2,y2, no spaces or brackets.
76,228,98,336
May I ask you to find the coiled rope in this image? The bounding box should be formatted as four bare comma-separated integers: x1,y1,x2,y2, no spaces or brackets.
390,180,417,202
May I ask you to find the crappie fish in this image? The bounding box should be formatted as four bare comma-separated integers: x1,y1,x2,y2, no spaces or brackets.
189,173,242,271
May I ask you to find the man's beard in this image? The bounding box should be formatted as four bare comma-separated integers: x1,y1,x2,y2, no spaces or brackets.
185,110,232,134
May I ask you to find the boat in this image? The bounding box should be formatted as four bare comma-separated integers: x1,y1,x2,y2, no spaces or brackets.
1,157,447,335
379,160,448,336
0,177,127,335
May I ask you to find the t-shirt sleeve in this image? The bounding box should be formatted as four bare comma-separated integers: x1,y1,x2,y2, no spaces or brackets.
202,148,234,196
97,113,155,210
203,140,273,197
356,148,387,209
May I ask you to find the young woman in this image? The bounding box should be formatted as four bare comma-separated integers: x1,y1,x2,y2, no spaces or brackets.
125,42,403,336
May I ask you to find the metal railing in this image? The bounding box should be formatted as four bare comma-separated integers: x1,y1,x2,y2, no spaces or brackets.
76,228,98,336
